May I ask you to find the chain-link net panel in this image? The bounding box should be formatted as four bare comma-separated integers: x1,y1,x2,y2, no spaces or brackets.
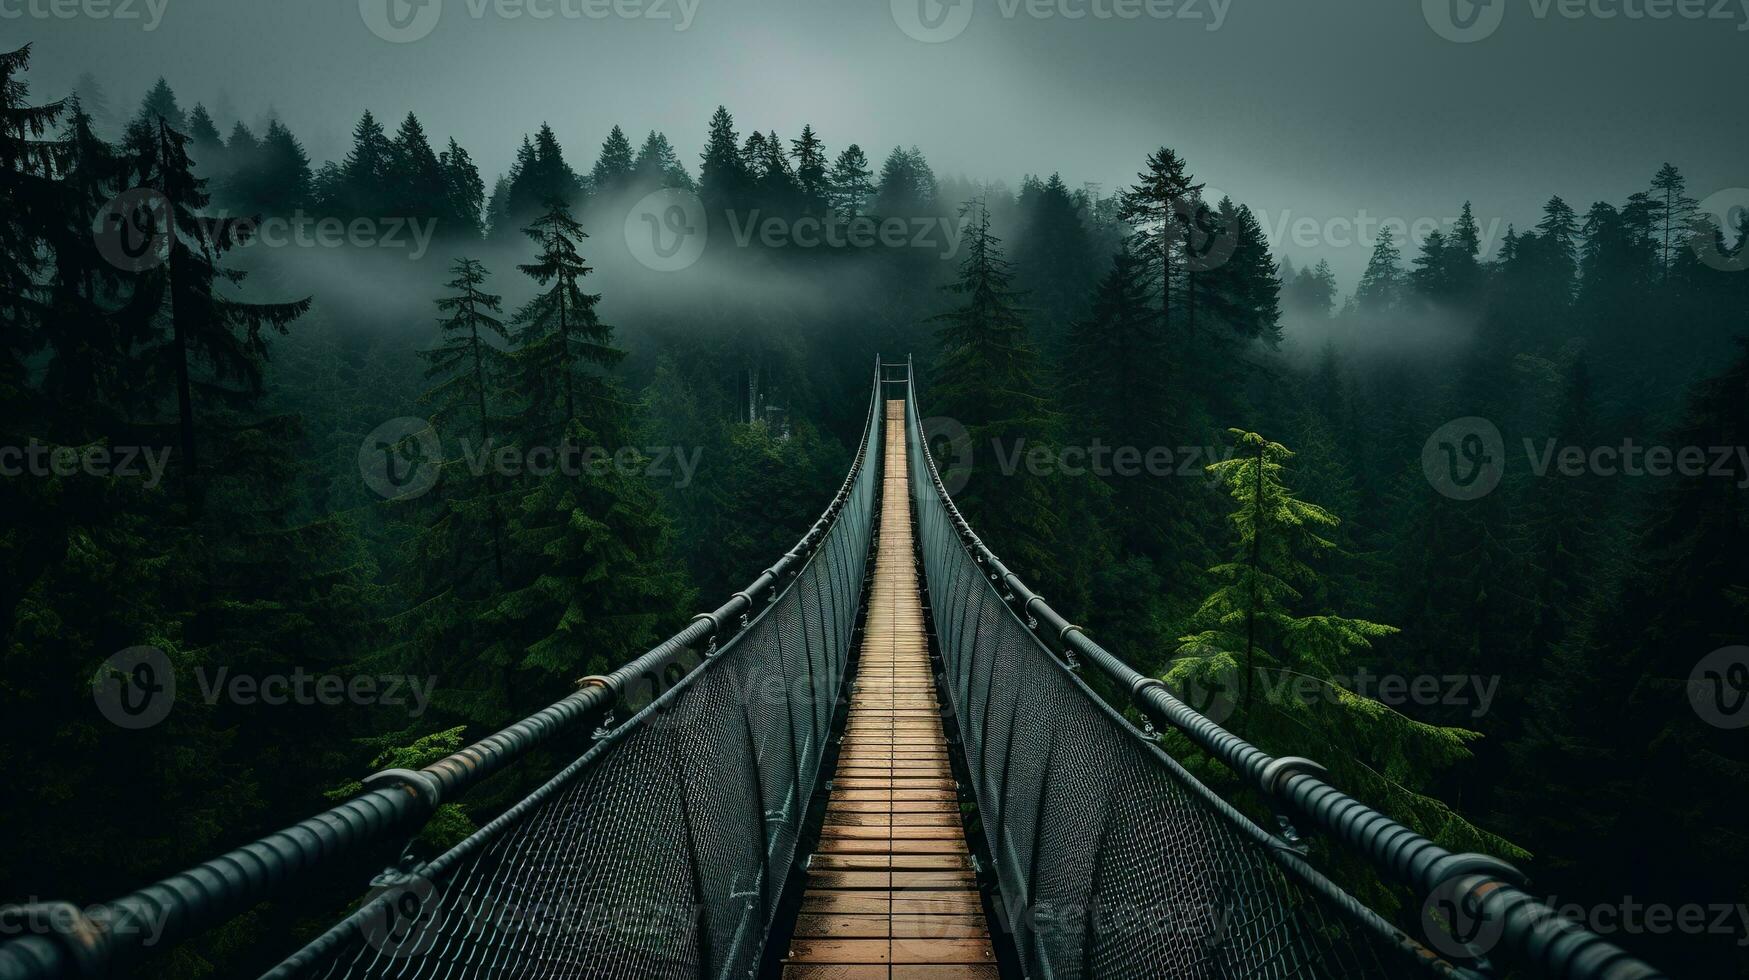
902,385,1450,980
263,405,883,980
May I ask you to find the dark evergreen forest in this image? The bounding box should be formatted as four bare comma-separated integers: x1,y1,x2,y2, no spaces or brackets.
3,42,1746,977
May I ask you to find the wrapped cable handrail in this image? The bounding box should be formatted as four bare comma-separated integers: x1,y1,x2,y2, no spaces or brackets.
899,357,1665,980
0,360,889,980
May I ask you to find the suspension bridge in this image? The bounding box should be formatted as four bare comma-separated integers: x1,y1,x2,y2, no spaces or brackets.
0,360,1667,980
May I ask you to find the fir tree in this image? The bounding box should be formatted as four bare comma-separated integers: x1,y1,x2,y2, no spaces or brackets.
418,258,511,585
1170,429,1523,861
1354,227,1405,314
589,124,635,196
631,130,692,191
140,118,311,481
506,199,621,438
388,112,447,224
828,143,873,217
929,200,1062,578
790,123,829,215
699,105,747,214
339,110,393,218
1118,147,1201,343
71,70,112,134
439,138,485,238
1649,163,1696,281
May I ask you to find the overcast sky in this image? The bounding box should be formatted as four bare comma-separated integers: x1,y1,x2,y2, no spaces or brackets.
13,0,1746,288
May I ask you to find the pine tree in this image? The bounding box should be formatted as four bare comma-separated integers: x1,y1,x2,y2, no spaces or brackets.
929,200,1062,578
1649,163,1696,281
252,120,312,213
1012,173,1098,347
1354,227,1405,314
124,77,186,152
589,124,635,196
1201,198,1281,345
630,130,692,191
790,124,829,215
699,105,747,214
71,70,112,135
140,119,311,481
755,129,799,216
339,110,393,219
1169,429,1523,860
186,103,224,174
1534,195,1579,303
500,123,583,235
388,112,447,225
506,199,621,439
1410,228,1451,300
1118,147,1201,344
1282,259,1338,320
418,258,511,585
828,143,873,217
439,138,485,238
40,96,148,424
873,146,935,217
0,45,63,422
1063,242,1166,456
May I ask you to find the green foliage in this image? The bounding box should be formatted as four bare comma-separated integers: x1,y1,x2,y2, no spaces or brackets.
325,727,475,852
1168,429,1524,867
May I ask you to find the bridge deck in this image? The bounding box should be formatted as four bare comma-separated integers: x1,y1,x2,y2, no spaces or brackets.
780,400,997,979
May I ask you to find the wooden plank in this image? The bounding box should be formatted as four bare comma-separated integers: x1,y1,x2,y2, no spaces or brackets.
786,402,995,975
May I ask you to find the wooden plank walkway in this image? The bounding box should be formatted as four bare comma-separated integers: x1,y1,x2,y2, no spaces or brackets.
780,400,997,980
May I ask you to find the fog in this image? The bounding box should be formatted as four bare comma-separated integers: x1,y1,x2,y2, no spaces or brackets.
16,0,1746,292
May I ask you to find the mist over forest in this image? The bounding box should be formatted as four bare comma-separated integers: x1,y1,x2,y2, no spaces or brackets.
2,5,1746,979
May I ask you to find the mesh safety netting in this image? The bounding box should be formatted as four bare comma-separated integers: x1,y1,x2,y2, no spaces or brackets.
262,401,883,980
902,381,1456,980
